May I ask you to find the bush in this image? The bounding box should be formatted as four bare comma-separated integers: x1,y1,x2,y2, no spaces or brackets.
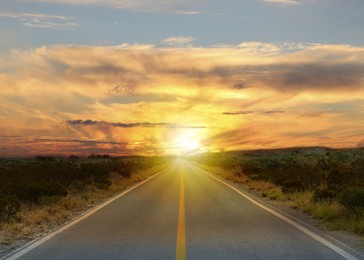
312,185,342,202
80,163,108,179
338,187,364,211
69,180,86,193
0,193,20,221
281,180,304,193
93,176,112,190
312,188,335,202
10,182,68,203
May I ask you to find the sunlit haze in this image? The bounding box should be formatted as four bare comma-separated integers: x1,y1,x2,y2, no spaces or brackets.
1,0,364,157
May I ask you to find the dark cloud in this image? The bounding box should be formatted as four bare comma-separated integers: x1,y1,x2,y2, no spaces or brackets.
165,58,364,92
222,111,254,115
231,82,248,89
32,137,128,146
266,63,364,91
109,83,137,94
264,110,285,114
14,45,364,94
66,120,205,129
0,136,129,157
222,110,285,115
0,136,128,146
206,62,364,92
101,94,177,105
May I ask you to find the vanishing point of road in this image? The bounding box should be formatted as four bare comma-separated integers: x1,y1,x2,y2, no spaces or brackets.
5,160,363,260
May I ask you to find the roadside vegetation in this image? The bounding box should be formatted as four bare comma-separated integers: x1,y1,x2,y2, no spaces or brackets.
0,155,170,245
190,147,364,237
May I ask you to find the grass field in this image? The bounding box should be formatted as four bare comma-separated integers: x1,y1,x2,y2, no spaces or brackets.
2,148,364,246
189,147,364,237
0,155,170,244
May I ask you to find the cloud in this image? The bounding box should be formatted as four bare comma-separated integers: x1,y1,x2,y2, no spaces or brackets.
25,0,207,15
32,137,128,145
265,110,286,114
4,42,363,95
161,36,195,46
263,0,299,4
222,110,285,115
231,82,247,89
201,128,276,151
1,42,364,156
0,136,129,157
262,62,364,91
66,120,206,129
222,111,255,115
0,11,79,30
237,42,280,54
109,83,137,94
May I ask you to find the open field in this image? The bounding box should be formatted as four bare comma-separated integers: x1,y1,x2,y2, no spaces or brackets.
0,155,170,247
2,147,364,258
189,147,364,237
4,160,363,260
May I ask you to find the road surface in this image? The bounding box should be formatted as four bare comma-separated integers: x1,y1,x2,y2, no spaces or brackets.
5,159,363,259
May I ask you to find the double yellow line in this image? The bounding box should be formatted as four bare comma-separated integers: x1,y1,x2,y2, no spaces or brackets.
176,166,186,260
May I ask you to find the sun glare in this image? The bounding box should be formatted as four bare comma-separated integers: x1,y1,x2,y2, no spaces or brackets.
178,139,200,150
171,130,203,154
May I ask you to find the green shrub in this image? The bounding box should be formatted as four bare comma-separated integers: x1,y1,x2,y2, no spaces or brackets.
10,182,68,203
312,188,335,202
338,187,364,211
93,176,112,189
0,193,20,221
281,180,304,193
312,185,342,202
69,180,86,192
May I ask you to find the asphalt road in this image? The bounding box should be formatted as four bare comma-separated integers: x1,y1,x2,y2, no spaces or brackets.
7,159,363,260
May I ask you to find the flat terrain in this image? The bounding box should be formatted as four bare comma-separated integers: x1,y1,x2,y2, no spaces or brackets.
5,160,363,259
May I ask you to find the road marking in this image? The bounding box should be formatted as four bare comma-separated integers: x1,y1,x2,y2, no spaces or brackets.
176,166,186,260
193,164,359,260
2,164,173,260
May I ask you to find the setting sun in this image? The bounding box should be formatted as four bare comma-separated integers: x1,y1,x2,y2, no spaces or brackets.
176,138,200,151
168,129,205,155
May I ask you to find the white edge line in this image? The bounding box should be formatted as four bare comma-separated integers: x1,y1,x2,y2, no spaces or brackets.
3,164,173,260
193,165,358,260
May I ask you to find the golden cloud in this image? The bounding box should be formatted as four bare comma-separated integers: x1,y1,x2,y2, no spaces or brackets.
1,42,364,156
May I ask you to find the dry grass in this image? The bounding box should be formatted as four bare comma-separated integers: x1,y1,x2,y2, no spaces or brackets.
196,164,249,183
0,163,169,244
198,163,364,238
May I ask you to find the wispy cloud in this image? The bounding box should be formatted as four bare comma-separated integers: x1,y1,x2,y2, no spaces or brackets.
0,11,79,30
0,136,129,157
263,0,299,4
66,120,205,129
161,36,195,46
168,10,206,15
222,111,255,115
1,42,364,155
237,42,280,54
222,110,285,115
27,0,207,15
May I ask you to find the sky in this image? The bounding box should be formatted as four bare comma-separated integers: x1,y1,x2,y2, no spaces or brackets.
0,0,364,157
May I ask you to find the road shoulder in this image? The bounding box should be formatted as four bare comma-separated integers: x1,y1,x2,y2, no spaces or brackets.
191,163,364,259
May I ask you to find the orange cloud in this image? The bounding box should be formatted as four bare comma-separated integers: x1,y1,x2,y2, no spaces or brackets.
1,42,364,156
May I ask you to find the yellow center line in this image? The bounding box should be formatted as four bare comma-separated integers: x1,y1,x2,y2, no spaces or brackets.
176,167,186,260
